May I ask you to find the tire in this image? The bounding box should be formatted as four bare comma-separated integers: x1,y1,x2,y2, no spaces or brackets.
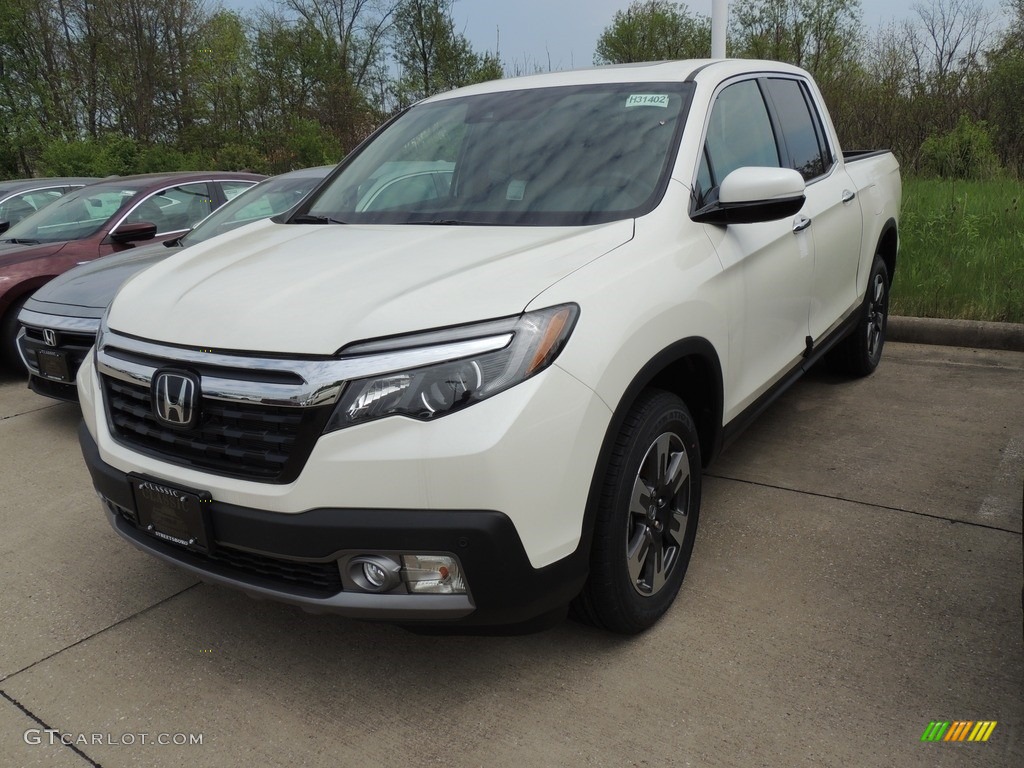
1,294,30,373
574,389,702,634
828,255,890,377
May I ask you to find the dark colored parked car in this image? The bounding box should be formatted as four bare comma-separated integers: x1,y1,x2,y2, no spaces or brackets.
0,171,263,369
17,166,332,400
0,177,99,231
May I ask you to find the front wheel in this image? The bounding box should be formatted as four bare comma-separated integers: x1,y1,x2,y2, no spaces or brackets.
574,389,702,634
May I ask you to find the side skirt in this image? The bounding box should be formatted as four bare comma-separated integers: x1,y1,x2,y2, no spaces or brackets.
720,304,861,452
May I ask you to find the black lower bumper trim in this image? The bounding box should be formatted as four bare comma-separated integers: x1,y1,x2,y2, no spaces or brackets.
28,374,79,402
79,422,589,626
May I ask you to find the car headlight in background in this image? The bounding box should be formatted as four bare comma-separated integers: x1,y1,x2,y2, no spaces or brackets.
325,304,579,431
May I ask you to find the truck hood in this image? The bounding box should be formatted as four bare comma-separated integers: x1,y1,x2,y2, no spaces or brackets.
24,240,182,316
108,219,634,354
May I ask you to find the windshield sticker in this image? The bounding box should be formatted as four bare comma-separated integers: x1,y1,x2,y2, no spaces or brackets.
625,94,669,108
506,179,527,201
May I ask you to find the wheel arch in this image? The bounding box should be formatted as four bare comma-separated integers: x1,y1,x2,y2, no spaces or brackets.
575,337,724,558
875,217,898,285
0,276,52,319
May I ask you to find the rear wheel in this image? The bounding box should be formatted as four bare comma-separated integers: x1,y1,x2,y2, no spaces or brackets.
574,389,701,634
828,255,890,377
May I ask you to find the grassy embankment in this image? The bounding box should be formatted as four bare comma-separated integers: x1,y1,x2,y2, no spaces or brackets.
893,177,1024,323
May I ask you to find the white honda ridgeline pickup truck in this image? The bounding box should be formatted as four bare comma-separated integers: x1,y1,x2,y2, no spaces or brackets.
78,60,900,633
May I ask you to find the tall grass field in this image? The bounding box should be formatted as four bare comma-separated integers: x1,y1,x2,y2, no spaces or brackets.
893,178,1024,323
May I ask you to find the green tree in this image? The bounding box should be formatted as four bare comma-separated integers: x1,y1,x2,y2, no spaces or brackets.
183,10,255,155
392,0,502,107
918,114,1001,178
594,0,710,64
982,0,1024,173
730,0,863,91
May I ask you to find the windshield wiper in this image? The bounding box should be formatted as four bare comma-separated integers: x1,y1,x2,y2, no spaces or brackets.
4,238,41,244
405,219,488,226
291,214,347,224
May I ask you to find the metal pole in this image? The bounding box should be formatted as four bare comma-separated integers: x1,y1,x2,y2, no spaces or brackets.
712,0,727,58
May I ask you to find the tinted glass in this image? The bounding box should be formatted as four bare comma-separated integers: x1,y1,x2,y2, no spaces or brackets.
123,183,212,234
1,184,141,243
221,180,257,201
184,175,324,245
703,79,780,188
306,83,694,226
765,78,830,181
0,189,63,226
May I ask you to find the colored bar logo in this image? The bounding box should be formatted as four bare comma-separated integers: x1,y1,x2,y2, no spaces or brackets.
921,721,997,742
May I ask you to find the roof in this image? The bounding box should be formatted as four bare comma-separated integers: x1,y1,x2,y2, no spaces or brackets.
423,59,810,102
0,177,100,194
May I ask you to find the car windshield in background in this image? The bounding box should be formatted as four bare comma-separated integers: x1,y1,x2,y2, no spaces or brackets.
182,174,323,247
304,82,694,226
1,183,140,243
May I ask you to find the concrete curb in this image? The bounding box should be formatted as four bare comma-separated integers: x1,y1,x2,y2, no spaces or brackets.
888,316,1024,352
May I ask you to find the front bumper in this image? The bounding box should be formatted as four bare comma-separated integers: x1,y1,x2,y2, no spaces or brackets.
80,422,590,625
17,308,100,402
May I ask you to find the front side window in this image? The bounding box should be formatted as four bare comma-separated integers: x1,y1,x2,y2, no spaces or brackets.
701,79,780,197
122,183,212,234
304,82,694,226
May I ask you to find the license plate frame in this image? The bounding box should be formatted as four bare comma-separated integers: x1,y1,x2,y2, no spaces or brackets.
36,348,71,381
129,475,214,553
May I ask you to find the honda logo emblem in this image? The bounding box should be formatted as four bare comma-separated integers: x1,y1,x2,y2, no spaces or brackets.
152,370,200,429
43,328,58,347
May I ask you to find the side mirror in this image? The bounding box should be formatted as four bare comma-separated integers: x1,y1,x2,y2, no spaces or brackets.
0,221,9,234
110,221,157,244
692,167,806,225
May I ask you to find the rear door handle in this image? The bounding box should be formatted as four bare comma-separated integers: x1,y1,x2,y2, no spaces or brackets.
842,189,856,204
792,215,812,233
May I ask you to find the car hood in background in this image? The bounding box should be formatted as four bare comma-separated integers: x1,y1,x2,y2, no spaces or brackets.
23,241,182,318
0,240,69,267
107,219,635,355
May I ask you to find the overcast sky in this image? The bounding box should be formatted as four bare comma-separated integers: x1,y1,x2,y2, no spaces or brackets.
225,1,1009,72
449,0,1008,69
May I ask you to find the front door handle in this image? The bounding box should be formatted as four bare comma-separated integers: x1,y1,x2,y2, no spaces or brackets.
792,215,812,233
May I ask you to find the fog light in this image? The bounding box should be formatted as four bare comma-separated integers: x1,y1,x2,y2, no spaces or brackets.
348,555,401,592
401,555,467,594
363,562,387,588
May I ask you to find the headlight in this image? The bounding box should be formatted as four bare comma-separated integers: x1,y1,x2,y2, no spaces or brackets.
324,304,578,431
94,307,110,360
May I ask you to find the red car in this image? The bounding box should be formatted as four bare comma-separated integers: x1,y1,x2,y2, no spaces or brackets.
0,171,263,369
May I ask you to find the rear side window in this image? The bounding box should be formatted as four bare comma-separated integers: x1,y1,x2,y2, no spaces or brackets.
764,78,833,181
221,180,257,201
702,79,780,194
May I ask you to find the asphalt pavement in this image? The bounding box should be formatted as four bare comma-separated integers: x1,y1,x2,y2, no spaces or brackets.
1,341,1021,767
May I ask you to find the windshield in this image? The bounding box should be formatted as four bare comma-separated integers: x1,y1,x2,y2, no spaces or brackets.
182,173,325,247
1,182,140,243
304,82,694,226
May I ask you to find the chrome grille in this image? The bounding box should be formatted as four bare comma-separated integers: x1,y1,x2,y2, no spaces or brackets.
102,376,333,483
